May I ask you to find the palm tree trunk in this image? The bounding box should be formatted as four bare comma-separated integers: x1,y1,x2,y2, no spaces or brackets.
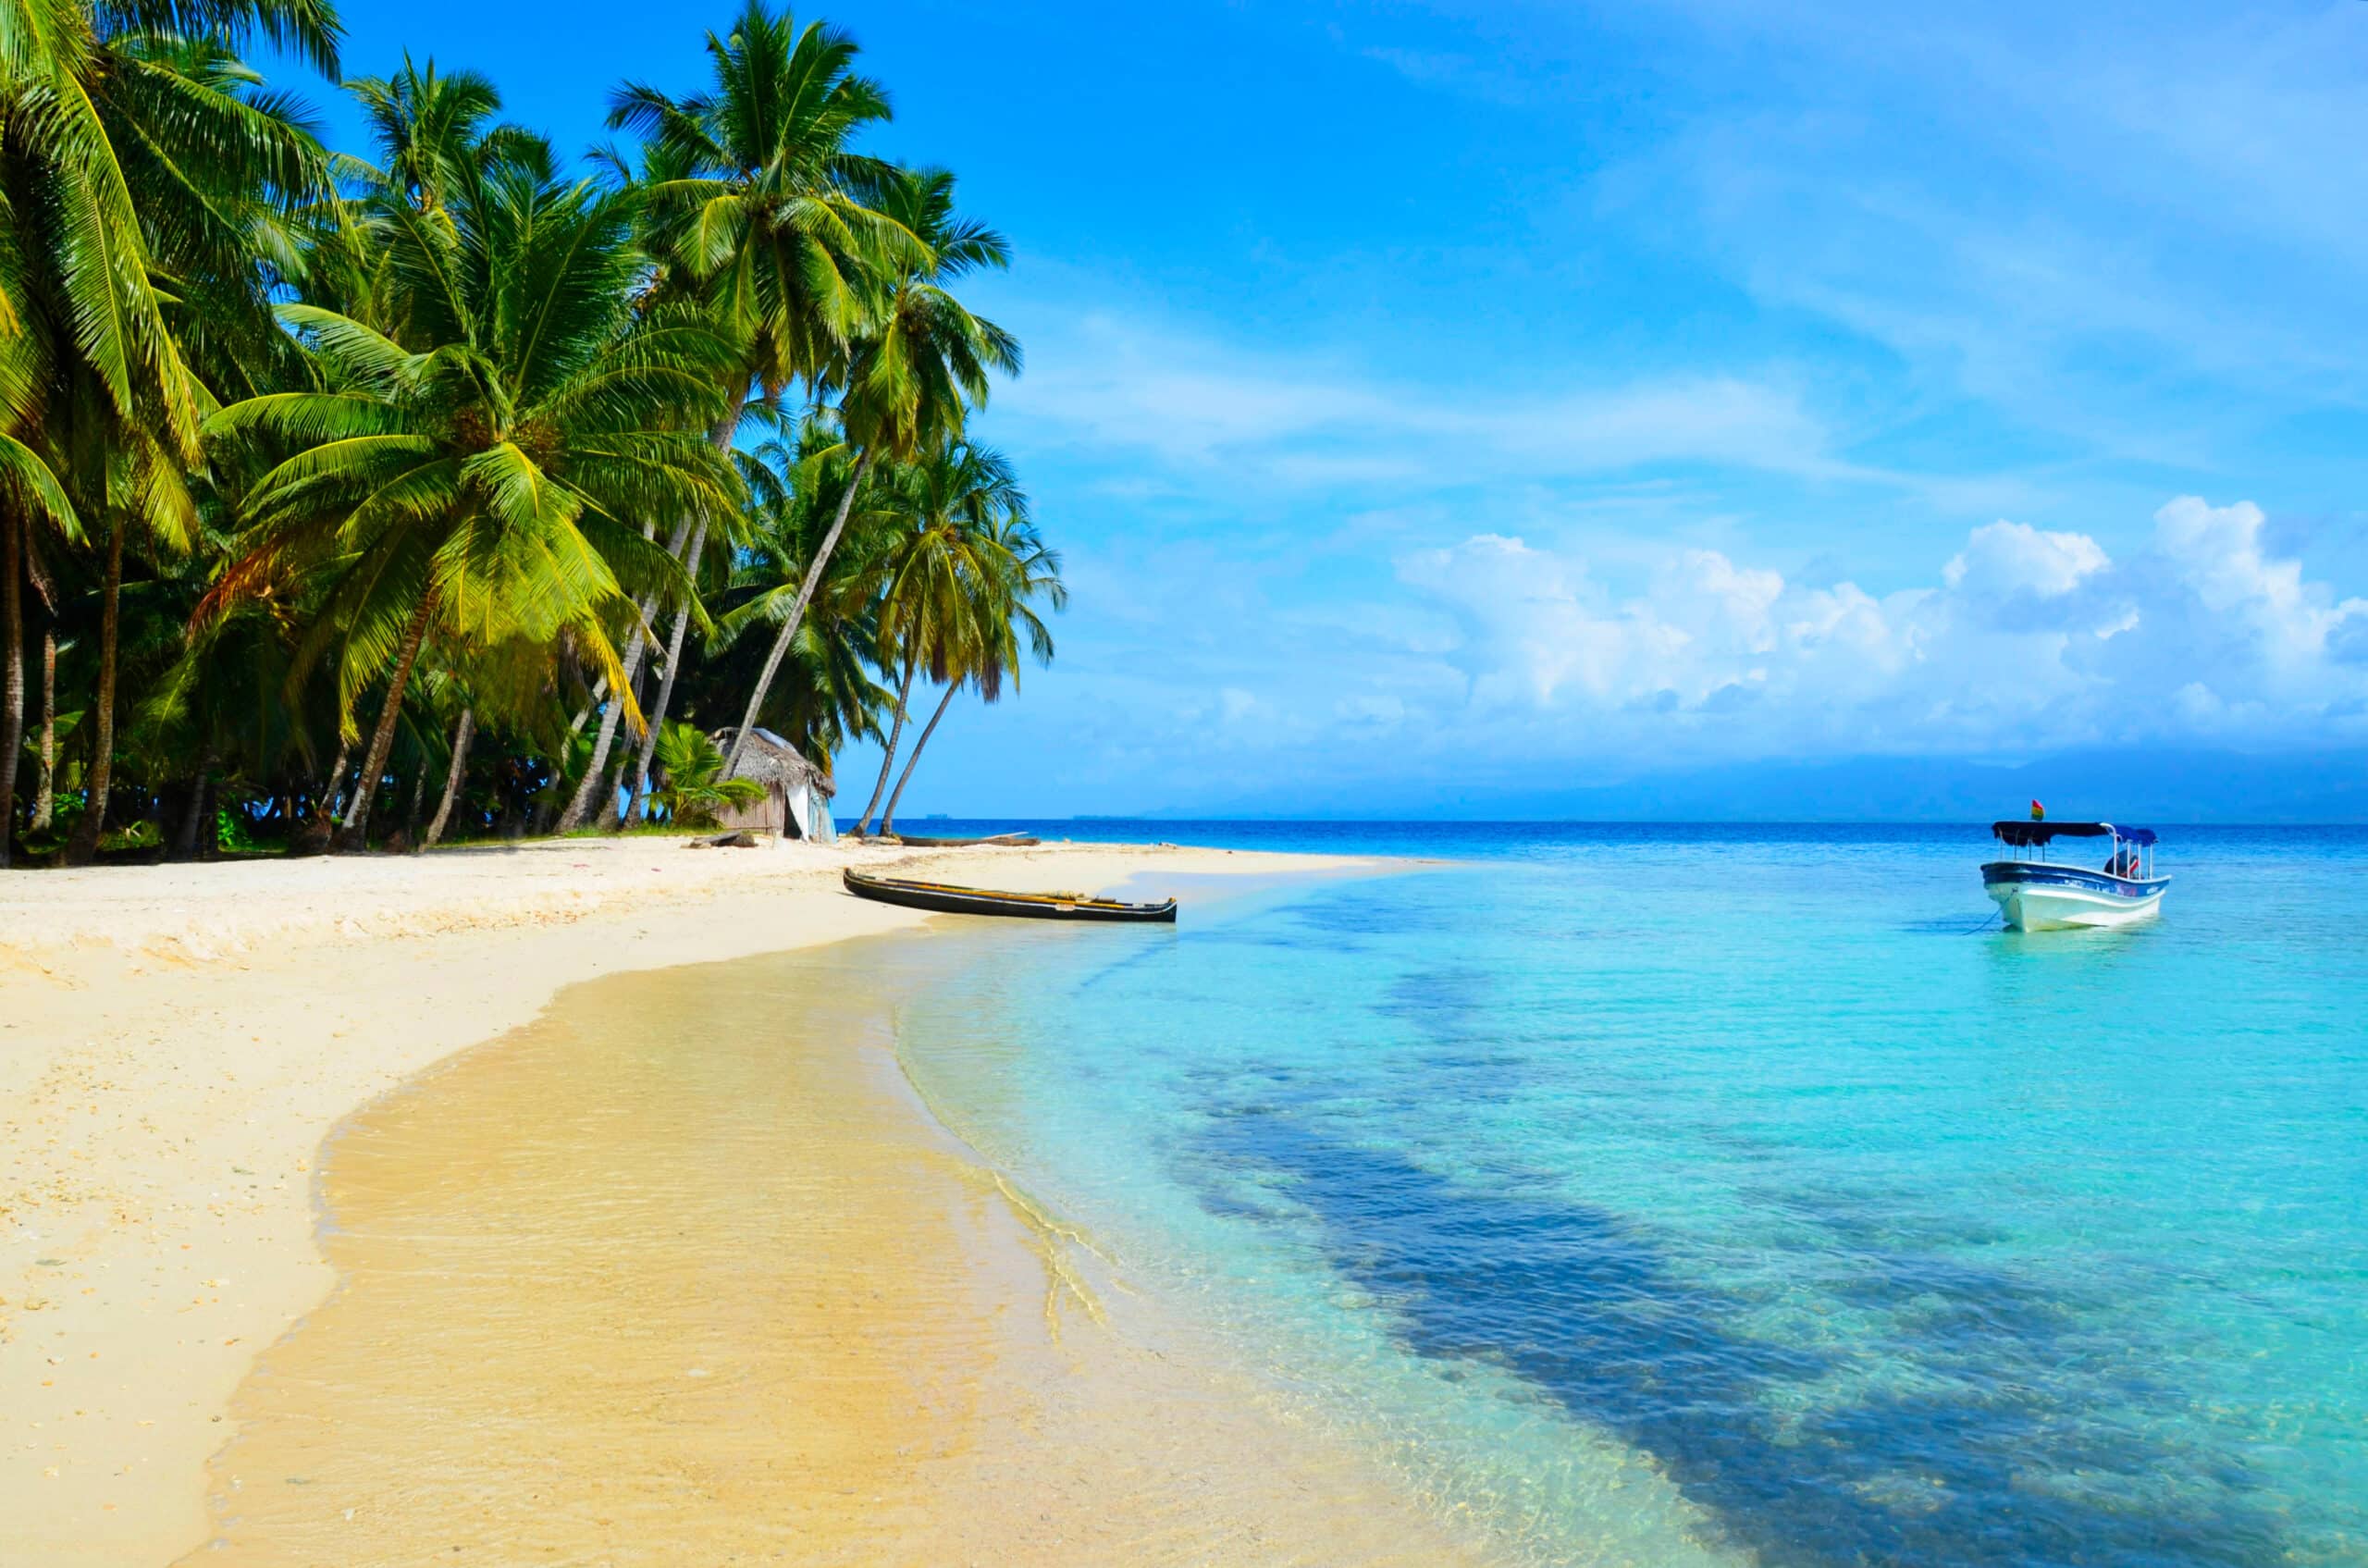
64,517,124,866
557,519,684,832
170,750,214,861
196,773,217,859
403,763,426,843
32,626,56,832
320,738,351,824
570,386,745,833
621,518,709,827
613,391,746,829
857,650,919,835
558,620,650,831
880,682,960,835
333,591,438,853
723,447,873,780
338,702,385,831
425,706,473,848
567,679,606,735
2,512,23,869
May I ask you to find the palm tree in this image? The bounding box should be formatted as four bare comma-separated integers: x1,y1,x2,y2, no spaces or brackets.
879,505,1061,835
0,0,338,860
606,0,903,411
721,164,1016,780
200,138,741,849
646,720,760,827
854,435,1022,834
0,389,81,868
574,1,907,829
0,5,1064,873
347,54,515,214
693,418,888,821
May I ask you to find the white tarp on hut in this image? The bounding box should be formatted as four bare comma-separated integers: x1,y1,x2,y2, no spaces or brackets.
711,727,835,842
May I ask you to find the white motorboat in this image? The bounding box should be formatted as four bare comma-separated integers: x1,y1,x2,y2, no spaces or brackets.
1981,820,2168,932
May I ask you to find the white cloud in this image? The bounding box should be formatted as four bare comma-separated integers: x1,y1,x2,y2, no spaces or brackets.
1388,496,2368,760
1335,694,1408,727
2153,496,2366,666
1943,521,2109,600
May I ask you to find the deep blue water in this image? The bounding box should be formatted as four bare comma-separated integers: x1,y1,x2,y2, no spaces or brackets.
887,823,2367,1567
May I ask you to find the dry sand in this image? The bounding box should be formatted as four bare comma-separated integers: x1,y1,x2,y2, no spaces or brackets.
0,833,1447,1567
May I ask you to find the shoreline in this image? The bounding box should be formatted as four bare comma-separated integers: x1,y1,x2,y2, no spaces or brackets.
1,835,1399,1566
192,922,1494,1565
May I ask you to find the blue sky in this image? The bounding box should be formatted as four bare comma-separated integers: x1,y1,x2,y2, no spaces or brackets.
281,2,2368,815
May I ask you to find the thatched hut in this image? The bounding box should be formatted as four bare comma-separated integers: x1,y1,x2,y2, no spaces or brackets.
710,727,837,842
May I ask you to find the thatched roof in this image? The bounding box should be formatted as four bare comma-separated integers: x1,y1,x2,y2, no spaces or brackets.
713,727,836,797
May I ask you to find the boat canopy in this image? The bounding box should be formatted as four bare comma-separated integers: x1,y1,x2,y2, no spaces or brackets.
1992,821,2158,847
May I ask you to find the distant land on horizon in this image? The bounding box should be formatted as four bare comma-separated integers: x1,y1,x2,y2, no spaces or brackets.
1052,747,2368,825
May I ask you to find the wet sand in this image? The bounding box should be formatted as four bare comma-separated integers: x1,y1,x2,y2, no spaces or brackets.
189,940,1489,1565
1,836,1437,1565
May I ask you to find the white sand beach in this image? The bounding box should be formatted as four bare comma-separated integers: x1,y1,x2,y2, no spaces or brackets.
0,834,1419,1567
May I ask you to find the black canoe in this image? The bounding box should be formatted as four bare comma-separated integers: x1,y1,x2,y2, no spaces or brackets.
883,832,1042,848
843,869,1177,922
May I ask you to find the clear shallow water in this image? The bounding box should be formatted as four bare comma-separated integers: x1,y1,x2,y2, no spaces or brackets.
893,825,2368,1567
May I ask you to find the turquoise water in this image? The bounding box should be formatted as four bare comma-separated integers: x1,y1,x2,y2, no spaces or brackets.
891,826,2367,1567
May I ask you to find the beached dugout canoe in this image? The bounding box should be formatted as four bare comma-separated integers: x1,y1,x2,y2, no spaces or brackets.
843,869,1177,922
882,832,1042,848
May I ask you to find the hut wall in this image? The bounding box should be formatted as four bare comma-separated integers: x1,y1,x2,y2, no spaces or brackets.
713,783,787,835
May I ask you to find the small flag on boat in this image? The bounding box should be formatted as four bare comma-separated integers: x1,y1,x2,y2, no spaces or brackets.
2030,799,2046,821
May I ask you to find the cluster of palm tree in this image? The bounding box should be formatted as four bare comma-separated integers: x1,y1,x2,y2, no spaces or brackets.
0,0,1061,868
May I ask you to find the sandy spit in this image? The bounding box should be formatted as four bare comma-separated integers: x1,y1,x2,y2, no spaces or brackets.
0,833,1383,1567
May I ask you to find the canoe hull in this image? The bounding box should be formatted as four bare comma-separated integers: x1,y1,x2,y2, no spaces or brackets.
1981,862,2168,932
843,870,1176,923
882,832,1042,848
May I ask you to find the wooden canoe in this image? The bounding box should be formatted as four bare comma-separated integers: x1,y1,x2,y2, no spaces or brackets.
842,869,1176,923
883,831,1042,848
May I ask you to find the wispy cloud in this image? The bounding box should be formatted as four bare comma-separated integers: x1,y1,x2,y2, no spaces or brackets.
1358,44,1535,106
993,308,1889,490
1591,2,2368,454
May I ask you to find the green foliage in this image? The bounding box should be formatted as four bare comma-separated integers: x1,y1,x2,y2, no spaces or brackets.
648,721,762,828
99,816,160,852
0,0,1059,872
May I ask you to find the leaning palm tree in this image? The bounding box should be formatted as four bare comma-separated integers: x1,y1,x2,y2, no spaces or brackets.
200,137,742,849
694,420,889,822
854,435,1022,834
566,2,908,831
878,507,1061,835
720,164,1016,780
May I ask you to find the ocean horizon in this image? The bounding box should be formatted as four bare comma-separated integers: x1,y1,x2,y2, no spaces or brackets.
889,817,2368,846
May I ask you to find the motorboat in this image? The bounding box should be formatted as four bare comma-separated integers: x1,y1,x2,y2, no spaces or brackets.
1982,821,2168,931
